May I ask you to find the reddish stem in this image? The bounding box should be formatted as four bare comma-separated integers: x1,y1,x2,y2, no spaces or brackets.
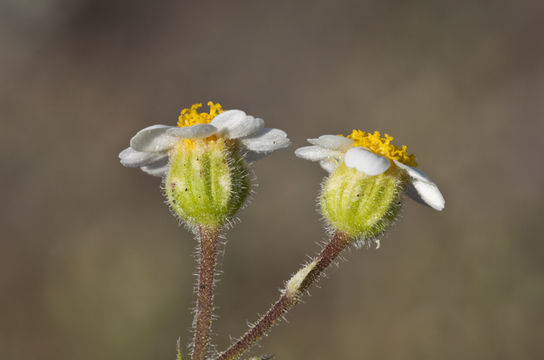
215,231,352,360
191,226,219,360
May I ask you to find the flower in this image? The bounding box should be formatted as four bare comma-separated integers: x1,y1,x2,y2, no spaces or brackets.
119,102,291,177
295,130,444,240
119,102,290,228
295,130,444,211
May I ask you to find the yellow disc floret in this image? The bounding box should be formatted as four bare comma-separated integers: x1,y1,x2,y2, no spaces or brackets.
347,130,417,167
177,101,223,127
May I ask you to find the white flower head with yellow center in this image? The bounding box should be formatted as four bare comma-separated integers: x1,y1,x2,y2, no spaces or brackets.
295,130,445,240
119,102,290,228
120,102,290,176
295,130,444,211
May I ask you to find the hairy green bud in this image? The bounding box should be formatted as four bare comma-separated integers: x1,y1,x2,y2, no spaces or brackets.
320,162,405,240
165,138,250,228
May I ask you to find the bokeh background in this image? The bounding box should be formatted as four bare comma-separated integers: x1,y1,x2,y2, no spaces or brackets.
2,0,543,359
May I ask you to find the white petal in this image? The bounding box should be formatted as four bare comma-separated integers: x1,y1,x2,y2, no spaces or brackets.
344,147,390,176
229,115,264,138
240,128,290,152
166,124,217,138
210,109,246,127
320,159,339,173
393,160,433,183
119,147,167,167
140,157,169,177
394,160,445,211
308,135,354,151
130,124,177,152
211,110,264,139
410,179,445,211
294,146,342,162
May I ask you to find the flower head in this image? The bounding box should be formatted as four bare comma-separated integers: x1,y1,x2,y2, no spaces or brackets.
119,102,290,176
119,102,291,228
295,130,444,240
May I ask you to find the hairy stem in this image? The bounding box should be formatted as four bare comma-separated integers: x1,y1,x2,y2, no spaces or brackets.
215,231,352,360
191,226,219,360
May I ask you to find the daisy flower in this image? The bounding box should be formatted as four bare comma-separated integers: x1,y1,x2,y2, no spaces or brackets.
119,102,290,177
295,130,444,211
119,102,290,228
295,130,444,240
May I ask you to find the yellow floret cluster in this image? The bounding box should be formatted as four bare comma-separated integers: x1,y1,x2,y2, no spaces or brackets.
177,102,223,127
347,130,417,167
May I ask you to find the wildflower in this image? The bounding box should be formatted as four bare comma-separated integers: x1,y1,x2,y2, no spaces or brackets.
119,102,290,176
295,130,444,240
119,102,290,227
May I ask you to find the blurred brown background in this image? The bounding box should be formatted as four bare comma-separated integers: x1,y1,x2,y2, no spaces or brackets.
1,0,543,359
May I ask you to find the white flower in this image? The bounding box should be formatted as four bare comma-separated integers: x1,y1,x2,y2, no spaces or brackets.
295,131,445,211
119,102,291,177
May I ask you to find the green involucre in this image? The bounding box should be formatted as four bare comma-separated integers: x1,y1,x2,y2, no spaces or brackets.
165,138,250,228
320,163,405,240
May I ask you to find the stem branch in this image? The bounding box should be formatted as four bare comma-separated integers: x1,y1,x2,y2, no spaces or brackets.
215,231,351,360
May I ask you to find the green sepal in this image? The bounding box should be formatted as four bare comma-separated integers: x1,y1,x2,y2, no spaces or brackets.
320,163,405,240
165,138,250,228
